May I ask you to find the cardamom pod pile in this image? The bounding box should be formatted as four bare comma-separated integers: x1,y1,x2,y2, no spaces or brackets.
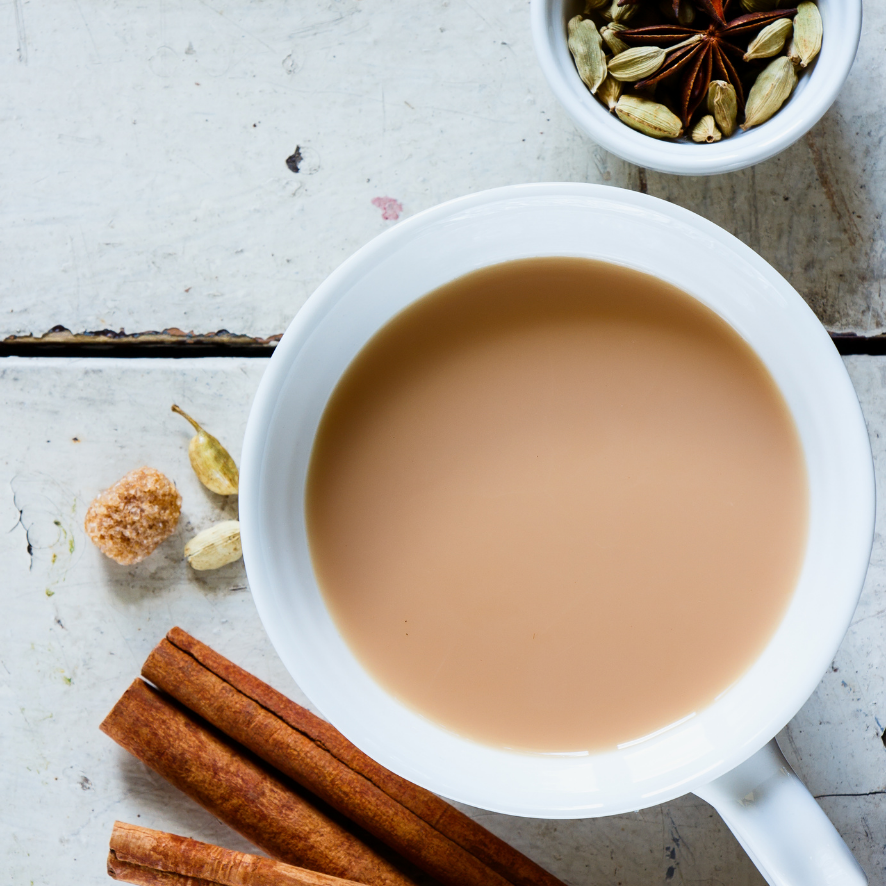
172,405,244,571
567,0,822,142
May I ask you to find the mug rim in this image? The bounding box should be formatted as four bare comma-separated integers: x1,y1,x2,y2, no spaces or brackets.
240,183,875,817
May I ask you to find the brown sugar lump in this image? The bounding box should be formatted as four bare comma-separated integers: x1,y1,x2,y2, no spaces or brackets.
85,467,182,564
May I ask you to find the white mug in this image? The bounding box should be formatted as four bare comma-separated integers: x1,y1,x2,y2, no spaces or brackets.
240,184,875,886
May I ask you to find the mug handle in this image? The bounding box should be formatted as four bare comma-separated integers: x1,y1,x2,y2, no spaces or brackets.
693,739,867,886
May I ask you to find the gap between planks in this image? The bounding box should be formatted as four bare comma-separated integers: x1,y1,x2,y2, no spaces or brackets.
2,328,886,358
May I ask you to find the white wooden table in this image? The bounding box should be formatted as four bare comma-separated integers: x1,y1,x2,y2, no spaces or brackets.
1,358,884,885
2,2,885,884
2,0,886,342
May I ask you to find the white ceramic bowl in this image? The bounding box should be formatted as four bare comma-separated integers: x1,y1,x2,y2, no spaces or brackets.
241,184,874,884
530,0,862,175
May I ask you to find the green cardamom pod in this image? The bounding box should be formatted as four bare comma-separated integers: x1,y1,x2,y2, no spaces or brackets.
172,404,240,495
596,74,623,111
608,33,700,81
741,56,798,130
740,0,778,11
707,80,738,137
606,0,640,24
658,0,696,23
691,115,722,143
601,23,629,55
792,1,822,68
615,95,683,139
676,0,696,25
744,18,793,61
568,16,608,95
584,0,611,10
184,521,242,570
608,46,666,81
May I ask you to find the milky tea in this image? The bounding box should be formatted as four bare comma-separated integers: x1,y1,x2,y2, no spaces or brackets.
306,258,808,753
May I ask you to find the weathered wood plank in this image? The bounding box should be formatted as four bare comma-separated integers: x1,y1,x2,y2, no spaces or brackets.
1,357,884,884
1,2,884,338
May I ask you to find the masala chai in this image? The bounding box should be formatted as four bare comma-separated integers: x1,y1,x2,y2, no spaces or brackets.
306,257,808,753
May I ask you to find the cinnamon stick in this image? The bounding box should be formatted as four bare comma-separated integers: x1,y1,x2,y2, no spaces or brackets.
109,857,202,886
100,679,418,886
108,821,362,886
141,629,564,886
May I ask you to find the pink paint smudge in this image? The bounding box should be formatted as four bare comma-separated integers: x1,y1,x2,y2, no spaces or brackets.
372,196,403,221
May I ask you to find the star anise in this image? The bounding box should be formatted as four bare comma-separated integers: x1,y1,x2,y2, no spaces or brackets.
619,0,796,126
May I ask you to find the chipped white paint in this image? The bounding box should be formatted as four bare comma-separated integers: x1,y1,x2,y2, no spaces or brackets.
0,357,884,885
1,1,885,339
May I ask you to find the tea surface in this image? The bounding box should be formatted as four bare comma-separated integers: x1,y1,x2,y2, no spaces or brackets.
306,258,808,752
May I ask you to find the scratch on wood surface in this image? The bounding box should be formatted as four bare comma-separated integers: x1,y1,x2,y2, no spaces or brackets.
667,812,694,860
10,481,34,571
13,0,27,64
72,0,100,61
805,129,861,248
195,0,277,50
748,166,759,255
461,0,495,30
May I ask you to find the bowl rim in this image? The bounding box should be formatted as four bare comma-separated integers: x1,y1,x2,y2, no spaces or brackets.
529,0,863,176
240,182,875,817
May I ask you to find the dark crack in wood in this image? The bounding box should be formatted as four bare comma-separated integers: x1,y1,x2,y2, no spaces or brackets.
1,326,281,358
4,327,886,359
